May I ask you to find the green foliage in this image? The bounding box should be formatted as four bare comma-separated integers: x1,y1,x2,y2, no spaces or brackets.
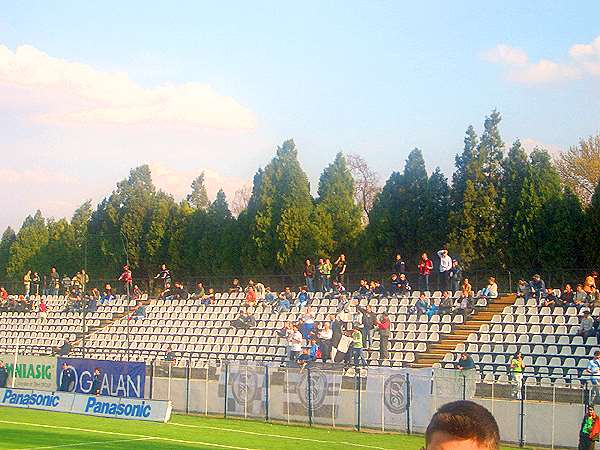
586,181,600,267
0,227,16,278
187,173,210,210
6,211,49,278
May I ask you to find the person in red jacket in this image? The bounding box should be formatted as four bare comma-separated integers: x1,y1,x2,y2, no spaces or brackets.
418,253,433,292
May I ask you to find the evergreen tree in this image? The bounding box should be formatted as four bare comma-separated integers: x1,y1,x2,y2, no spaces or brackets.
0,227,16,279
317,152,362,255
6,210,49,278
187,173,210,210
422,168,450,252
451,125,478,211
586,181,600,267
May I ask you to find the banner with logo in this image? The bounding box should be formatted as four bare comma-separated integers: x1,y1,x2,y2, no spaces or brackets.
0,387,171,422
0,354,57,391
57,358,146,398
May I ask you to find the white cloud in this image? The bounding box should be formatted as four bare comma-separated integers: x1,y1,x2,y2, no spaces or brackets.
149,162,249,203
484,35,600,84
520,137,563,157
0,44,257,129
0,167,78,185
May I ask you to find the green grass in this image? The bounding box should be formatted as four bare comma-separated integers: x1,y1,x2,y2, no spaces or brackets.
0,406,528,449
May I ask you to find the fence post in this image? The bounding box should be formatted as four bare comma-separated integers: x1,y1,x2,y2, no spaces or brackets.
149,359,154,400
224,363,229,419
307,367,314,427
519,385,525,447
356,372,362,432
462,373,466,401
185,357,191,414
406,373,412,434
265,365,270,422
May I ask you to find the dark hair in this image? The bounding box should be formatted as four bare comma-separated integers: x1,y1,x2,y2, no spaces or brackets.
426,401,499,450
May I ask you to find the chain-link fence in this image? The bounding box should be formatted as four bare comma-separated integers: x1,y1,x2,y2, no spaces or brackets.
147,361,591,448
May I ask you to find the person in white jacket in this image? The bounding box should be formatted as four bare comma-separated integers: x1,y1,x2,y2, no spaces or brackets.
437,249,452,291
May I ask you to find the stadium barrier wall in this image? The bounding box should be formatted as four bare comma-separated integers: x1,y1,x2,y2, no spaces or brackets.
0,354,57,391
0,387,172,422
149,361,588,449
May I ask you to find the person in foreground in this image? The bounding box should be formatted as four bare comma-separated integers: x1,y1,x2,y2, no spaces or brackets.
579,406,600,450
422,400,500,450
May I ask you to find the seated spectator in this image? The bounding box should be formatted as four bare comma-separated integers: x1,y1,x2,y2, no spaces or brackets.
100,283,115,304
356,279,370,298
426,301,439,319
132,284,143,300
164,345,176,362
461,278,473,299
585,272,598,294
254,282,266,300
245,286,258,307
297,347,314,368
438,291,453,315
542,287,561,308
516,279,529,298
336,293,351,313
191,282,206,300
527,274,546,304
231,311,256,330
131,301,146,321
86,293,98,313
456,352,475,371
580,310,595,339
575,284,590,307
67,288,82,312
172,282,188,300
389,273,401,296
410,292,429,316
372,280,385,297
275,291,291,313
201,288,216,306
329,280,346,298
477,277,498,299
308,339,320,360
300,307,315,340
561,283,575,306
38,298,48,321
229,278,243,294
397,273,411,296
58,340,71,356
264,287,277,305
295,286,309,309
453,295,472,317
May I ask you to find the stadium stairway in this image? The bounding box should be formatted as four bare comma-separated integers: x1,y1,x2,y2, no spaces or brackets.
411,294,517,368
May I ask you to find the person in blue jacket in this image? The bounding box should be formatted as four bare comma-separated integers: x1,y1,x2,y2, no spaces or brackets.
59,362,76,392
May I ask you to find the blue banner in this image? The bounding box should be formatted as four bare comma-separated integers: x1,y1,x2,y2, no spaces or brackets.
57,358,146,398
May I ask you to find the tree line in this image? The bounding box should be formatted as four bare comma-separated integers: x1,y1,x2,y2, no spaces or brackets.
1,110,599,284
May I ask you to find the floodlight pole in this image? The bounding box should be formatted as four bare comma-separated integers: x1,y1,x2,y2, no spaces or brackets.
120,231,131,362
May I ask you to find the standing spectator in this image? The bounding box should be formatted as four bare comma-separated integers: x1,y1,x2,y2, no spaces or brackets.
516,279,529,298
154,264,171,289
91,368,101,396
58,362,76,391
100,283,115,304
527,274,546,304
229,278,243,294
119,264,133,295
75,270,89,293
38,298,48,322
48,266,60,296
23,270,32,297
303,259,315,292
334,254,347,284
437,249,452,291
579,406,600,450
376,313,391,360
456,352,475,371
509,351,525,399
358,304,377,350
296,286,309,309
317,321,333,362
586,351,600,406
448,260,462,293
393,253,406,275
580,311,596,339
132,285,143,300
316,258,325,292
418,253,433,292
61,274,72,296
288,325,303,362
0,361,8,388
32,272,40,296
351,326,367,367
321,258,333,292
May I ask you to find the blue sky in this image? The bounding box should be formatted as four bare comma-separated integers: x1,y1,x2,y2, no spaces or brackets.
1,1,600,230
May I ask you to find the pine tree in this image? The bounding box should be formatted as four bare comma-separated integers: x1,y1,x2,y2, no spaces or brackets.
422,168,450,252
187,173,210,210
586,181,600,267
0,227,16,278
451,125,478,211
317,152,362,255
6,210,49,278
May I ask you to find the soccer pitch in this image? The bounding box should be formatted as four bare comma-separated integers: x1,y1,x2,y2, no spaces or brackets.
0,407,528,449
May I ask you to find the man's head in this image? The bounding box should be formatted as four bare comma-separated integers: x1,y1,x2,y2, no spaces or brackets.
424,401,499,450
594,350,600,360
420,292,426,300
442,291,450,299
532,274,541,282
399,273,406,280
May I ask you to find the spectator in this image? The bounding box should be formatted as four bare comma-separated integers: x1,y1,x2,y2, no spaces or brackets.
585,272,598,294
439,291,453,315
297,347,314,368
164,345,176,362
308,339,320,360
372,280,385,297
579,406,600,450
191,282,206,300
351,326,367,367
300,307,315,340
254,282,265,300
317,321,333,362
542,288,561,308
171,281,188,300
376,312,391,360
303,259,315,292
448,260,462,293
32,272,40,296
58,362,75,391
330,280,347,298
296,286,309,309
87,289,98,313
232,311,256,330
229,278,243,294
411,292,429,316
425,400,500,450
321,258,333,292
576,284,591,307
456,352,475,371
73,270,89,293
418,253,433,292
437,249,452,291
393,253,406,275
131,301,146,321
154,264,172,289
527,274,546,304
58,340,71,356
118,264,133,294
23,270,32,297
585,351,600,405
426,301,439,319
0,360,8,388
516,279,529,298
288,325,303,362
358,304,377,349
453,294,472,318
334,254,347,284
91,368,101,396
245,285,257,307
48,266,60,296
357,279,370,298
264,287,276,305
478,277,498,300
389,273,401,296
580,311,596,339
201,288,216,306
100,283,115,304
316,258,325,292
509,351,525,399
132,284,143,300
38,298,48,322
61,274,72,296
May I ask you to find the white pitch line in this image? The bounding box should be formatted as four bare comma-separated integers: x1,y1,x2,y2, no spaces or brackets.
170,421,395,450
17,436,154,450
0,420,253,450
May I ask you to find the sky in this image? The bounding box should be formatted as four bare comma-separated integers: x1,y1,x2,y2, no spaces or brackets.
1,1,600,231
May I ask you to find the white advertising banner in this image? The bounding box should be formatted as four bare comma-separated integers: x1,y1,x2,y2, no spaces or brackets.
0,354,57,391
0,387,171,423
